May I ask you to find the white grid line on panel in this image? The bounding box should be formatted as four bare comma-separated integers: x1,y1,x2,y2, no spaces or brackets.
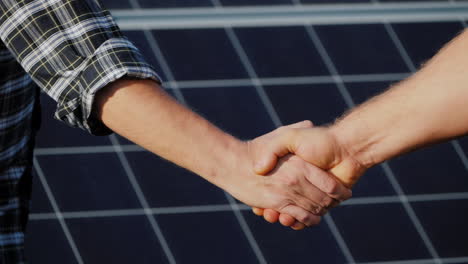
109,135,177,264
29,191,468,221
305,22,442,263
33,158,84,264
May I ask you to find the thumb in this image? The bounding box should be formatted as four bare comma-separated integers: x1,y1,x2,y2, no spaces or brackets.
254,152,278,175
329,160,364,188
253,120,314,175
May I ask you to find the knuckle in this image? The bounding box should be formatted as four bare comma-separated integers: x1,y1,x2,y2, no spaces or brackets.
302,120,313,127
300,200,321,216
321,196,335,209
308,216,322,226
282,175,300,187
313,205,324,215
316,207,329,216
297,214,309,224
302,214,321,227
273,197,293,211
323,178,340,196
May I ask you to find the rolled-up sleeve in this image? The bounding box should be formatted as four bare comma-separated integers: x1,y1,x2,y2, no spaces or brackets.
0,0,162,135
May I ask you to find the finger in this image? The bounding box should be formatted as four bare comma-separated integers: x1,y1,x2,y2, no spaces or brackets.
294,195,329,216
270,156,329,216
252,207,264,216
290,185,337,216
274,156,334,215
279,205,321,227
275,211,308,230
254,152,280,176
291,221,306,231
253,122,313,175
303,162,353,202
263,209,280,223
284,169,333,215
278,213,296,227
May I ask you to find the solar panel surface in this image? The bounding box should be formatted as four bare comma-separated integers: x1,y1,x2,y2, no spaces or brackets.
26,1,468,263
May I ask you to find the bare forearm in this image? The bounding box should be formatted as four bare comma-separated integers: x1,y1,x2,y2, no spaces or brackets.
331,29,468,170
93,79,335,225
94,79,242,188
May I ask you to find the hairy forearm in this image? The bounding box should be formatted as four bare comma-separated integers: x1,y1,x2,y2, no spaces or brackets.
94,79,335,225
331,29,468,171
94,79,243,189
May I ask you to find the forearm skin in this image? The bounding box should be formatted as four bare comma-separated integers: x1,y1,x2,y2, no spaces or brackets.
331,29,468,180
94,78,243,189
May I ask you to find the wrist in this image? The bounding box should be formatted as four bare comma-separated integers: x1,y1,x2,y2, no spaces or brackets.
327,122,376,187
329,120,378,167
206,136,249,191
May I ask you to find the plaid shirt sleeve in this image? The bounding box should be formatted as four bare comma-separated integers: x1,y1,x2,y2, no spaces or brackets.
0,0,162,135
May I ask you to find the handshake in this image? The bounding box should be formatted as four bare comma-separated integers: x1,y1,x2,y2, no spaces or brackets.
221,120,369,231
218,29,468,230
102,29,468,231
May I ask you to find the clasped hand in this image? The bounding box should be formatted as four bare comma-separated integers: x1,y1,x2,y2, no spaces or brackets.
238,121,367,230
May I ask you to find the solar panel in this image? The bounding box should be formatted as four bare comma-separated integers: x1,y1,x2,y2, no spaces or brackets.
98,0,461,10
26,1,468,264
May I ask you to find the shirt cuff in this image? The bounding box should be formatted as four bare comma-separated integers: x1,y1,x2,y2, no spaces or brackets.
53,38,163,136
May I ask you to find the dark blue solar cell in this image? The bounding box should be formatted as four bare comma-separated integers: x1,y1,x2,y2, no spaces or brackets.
30,170,53,214
332,203,431,262
314,24,410,74
152,29,248,81
126,151,228,207
346,81,395,104
37,154,140,211
99,0,133,9
234,26,329,77
26,220,78,264
392,22,464,67
241,211,347,264
412,200,468,257
36,94,111,148
123,30,167,81
138,0,213,8
182,86,276,139
351,166,396,197
67,216,169,264
264,83,348,126
220,0,293,6
157,212,259,264
112,134,134,147
389,142,468,194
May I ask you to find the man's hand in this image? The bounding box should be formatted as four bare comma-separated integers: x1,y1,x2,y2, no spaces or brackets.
250,125,367,229
246,122,357,229
95,79,352,228
220,134,352,227
249,30,468,230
